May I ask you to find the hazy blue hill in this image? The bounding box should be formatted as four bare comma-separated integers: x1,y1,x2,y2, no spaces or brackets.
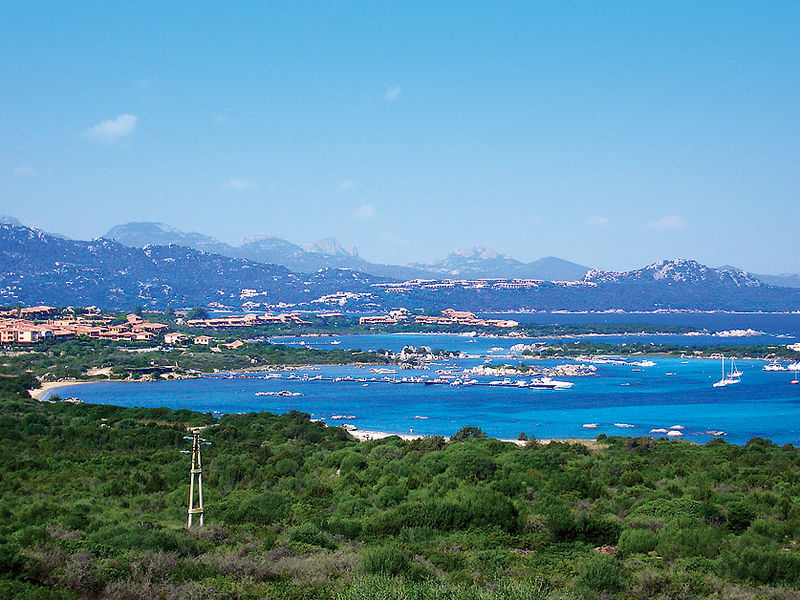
526,256,591,281
104,221,432,279
103,222,591,281
717,264,800,289
0,224,379,310
753,273,800,288
104,221,233,255
411,247,590,281
4,224,800,312
382,259,800,313
0,215,23,226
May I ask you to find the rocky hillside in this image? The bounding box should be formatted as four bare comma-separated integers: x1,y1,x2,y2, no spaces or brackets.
3,225,799,312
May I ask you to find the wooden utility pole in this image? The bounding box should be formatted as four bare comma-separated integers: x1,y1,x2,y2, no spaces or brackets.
187,430,204,528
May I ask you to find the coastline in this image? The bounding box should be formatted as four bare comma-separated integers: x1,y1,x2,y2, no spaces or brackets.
31,379,606,450
29,379,95,400
347,428,603,450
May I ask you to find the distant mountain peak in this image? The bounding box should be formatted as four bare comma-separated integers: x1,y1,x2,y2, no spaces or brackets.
104,221,221,245
411,248,589,281
240,232,278,244
0,215,22,226
585,259,763,287
301,238,359,257
450,246,505,260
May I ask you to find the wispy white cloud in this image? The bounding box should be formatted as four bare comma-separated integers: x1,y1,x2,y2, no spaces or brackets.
12,165,36,177
353,204,377,220
646,215,685,230
226,178,259,192
587,215,610,227
384,84,402,102
214,115,229,125
339,180,355,191
88,114,137,141
137,79,151,91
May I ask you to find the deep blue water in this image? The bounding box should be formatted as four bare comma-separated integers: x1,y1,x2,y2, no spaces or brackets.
47,331,800,446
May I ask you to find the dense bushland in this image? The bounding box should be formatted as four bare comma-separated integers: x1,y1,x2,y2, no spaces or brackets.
2,375,800,599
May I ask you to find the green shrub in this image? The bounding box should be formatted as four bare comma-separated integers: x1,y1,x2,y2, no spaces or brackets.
325,518,362,540
576,513,621,546
725,501,756,533
446,448,497,481
577,554,623,593
619,470,644,487
656,521,724,561
0,579,79,600
629,496,702,521
451,426,487,441
721,544,800,584
288,522,336,549
361,546,412,577
617,528,658,556
340,451,367,473
218,490,288,525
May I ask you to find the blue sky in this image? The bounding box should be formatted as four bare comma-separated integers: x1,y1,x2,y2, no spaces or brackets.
1,2,798,273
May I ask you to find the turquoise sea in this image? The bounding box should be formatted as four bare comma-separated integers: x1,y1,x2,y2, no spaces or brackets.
46,319,800,445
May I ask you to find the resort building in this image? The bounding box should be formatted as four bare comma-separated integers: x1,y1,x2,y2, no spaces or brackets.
164,332,189,345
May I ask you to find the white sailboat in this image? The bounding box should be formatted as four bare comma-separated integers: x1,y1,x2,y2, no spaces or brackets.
712,355,740,388
730,357,743,379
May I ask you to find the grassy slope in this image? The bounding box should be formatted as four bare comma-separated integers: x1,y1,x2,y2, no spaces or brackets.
1,378,800,599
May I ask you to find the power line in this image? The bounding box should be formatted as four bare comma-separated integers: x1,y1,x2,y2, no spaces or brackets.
183,429,210,528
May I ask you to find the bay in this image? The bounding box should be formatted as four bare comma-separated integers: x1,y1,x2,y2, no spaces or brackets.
47,332,800,446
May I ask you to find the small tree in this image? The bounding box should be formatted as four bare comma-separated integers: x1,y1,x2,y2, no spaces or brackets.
186,306,209,320
451,426,487,442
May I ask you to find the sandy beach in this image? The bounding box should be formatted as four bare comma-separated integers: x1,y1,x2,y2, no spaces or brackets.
347,428,602,449
348,429,425,442
29,379,94,400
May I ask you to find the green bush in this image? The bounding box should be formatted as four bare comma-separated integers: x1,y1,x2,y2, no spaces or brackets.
218,490,289,525
361,546,412,577
725,501,756,533
288,522,336,549
656,521,724,560
721,544,800,584
0,579,79,600
451,426,487,441
629,497,702,521
577,554,623,593
617,528,658,556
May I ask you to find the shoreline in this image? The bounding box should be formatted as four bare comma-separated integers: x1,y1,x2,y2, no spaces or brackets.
29,379,96,400
28,382,607,449
347,428,603,449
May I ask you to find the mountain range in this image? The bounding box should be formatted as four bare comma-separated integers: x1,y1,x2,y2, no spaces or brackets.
103,222,591,281
2,223,800,312
5,217,799,287
0,224,378,310
100,221,800,287
104,222,433,280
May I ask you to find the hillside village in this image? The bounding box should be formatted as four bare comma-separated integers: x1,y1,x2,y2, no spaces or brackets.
0,305,313,346
359,307,518,328
0,306,169,344
0,305,521,347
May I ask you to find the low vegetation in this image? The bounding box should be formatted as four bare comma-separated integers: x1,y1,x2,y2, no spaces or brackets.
2,374,800,599
527,340,800,360
0,338,388,382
